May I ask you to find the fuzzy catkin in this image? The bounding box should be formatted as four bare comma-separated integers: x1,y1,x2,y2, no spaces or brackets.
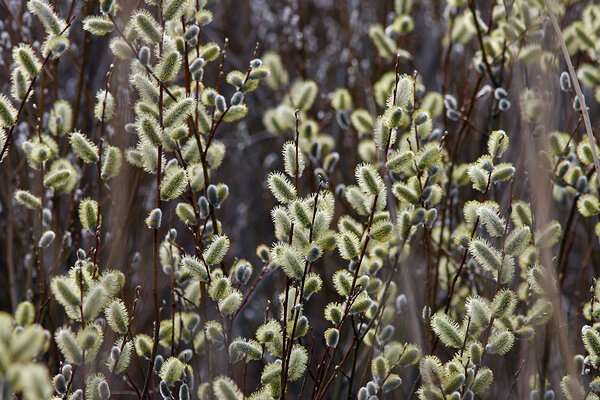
159,357,184,385
82,285,109,322
156,52,182,82
160,166,188,200
213,376,243,400
70,131,98,163
431,313,463,348
100,145,122,180
15,189,42,209
0,94,17,127
79,198,99,232
38,230,56,248
203,234,230,265
105,299,128,335
27,0,65,35
13,44,41,79
82,16,114,36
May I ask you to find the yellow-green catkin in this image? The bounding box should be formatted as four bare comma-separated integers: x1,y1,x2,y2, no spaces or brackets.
79,198,99,231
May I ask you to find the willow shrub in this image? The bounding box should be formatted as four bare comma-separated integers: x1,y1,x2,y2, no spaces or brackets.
2,0,600,399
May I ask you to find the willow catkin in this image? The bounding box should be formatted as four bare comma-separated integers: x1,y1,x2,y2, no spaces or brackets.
159,357,185,385
134,334,153,358
160,165,188,200
349,293,372,315
271,244,303,280
291,80,318,111
163,0,192,21
335,231,361,260
82,285,109,321
156,51,182,82
368,24,396,58
0,94,17,127
97,381,110,400
27,0,66,35
131,73,159,103
180,255,208,281
51,277,81,309
491,288,517,318
466,296,491,332
100,145,122,180
137,116,163,146
94,90,114,121
53,374,67,395
78,198,99,232
356,163,385,195
55,327,83,365
82,16,114,36
13,43,41,79
10,67,29,103
70,131,98,163
208,277,231,300
213,376,243,400
164,96,195,128
132,10,162,44
504,227,531,256
282,141,305,177
371,356,390,383
477,205,505,237
218,290,243,315
48,100,72,136
175,202,196,225
287,346,308,381
382,374,402,393
38,230,56,248
14,301,35,327
430,313,463,348
104,299,128,335
486,330,515,355
203,234,230,265
15,189,42,209
469,238,502,271
267,172,296,203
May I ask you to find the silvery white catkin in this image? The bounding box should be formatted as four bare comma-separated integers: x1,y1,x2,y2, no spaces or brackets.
97,381,110,400
159,381,170,399
250,58,262,68
154,355,164,373
70,389,83,400
42,208,52,225
178,349,193,362
179,383,190,400
231,91,244,105
366,381,378,395
560,71,571,91
192,68,204,81
53,374,67,394
146,208,162,229
110,346,121,361
183,25,199,41
38,230,55,248
206,184,218,206
139,46,150,65
61,364,72,382
189,57,204,73
215,95,227,113
358,387,368,400
198,196,209,218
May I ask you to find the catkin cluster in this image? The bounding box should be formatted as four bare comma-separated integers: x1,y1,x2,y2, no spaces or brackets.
4,0,600,399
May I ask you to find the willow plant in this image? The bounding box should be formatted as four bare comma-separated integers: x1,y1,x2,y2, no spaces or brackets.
4,0,600,399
